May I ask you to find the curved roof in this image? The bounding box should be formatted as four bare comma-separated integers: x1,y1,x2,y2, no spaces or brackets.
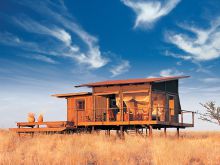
75,76,189,87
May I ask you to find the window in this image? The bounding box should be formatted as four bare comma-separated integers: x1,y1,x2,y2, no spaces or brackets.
168,96,175,116
76,99,85,110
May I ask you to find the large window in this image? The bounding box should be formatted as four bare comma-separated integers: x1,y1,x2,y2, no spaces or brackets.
76,99,85,110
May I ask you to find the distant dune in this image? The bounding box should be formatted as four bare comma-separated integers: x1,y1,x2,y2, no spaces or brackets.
0,130,219,165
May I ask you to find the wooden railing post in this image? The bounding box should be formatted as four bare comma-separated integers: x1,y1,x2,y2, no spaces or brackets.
181,110,183,124
192,112,194,126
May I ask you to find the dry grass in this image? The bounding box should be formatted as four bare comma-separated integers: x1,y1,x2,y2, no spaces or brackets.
0,130,219,165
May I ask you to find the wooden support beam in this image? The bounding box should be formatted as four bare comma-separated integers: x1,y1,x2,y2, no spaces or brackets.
176,127,179,138
164,127,167,137
120,126,124,139
149,125,153,138
145,128,148,137
92,126,95,133
135,127,138,135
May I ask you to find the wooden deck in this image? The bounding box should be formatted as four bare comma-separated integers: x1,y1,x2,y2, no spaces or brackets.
77,120,193,128
9,121,75,134
10,119,193,134
9,127,67,133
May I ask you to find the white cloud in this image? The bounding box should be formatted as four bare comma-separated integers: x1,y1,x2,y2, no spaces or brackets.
200,77,220,83
14,17,72,46
166,17,220,61
110,60,130,77
160,68,184,77
122,0,180,29
12,3,109,69
24,54,57,64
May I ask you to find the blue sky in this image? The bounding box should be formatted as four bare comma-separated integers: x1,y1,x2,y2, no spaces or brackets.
0,0,220,130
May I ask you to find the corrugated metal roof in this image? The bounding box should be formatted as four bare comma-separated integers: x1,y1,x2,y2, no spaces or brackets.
75,76,189,87
52,92,92,98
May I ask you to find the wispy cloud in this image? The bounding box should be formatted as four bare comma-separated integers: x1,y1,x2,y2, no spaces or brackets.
23,54,57,64
160,68,184,77
0,32,39,49
122,0,180,29
14,17,72,46
2,1,110,70
110,60,130,77
166,17,220,61
200,77,220,83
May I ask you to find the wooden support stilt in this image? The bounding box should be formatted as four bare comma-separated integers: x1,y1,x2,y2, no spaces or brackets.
92,126,95,133
176,127,179,138
135,128,138,135
164,127,167,137
120,126,124,139
106,129,110,136
149,125,153,138
116,130,119,137
145,128,148,137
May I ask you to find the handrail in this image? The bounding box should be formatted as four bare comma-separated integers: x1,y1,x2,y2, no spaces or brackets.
181,110,195,113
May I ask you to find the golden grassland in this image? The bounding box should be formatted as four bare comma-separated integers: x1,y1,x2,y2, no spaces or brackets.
0,130,220,165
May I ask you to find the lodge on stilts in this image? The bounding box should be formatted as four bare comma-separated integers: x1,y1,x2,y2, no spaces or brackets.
10,76,194,137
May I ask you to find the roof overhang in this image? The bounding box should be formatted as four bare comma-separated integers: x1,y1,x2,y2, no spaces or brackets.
52,92,92,98
75,76,190,88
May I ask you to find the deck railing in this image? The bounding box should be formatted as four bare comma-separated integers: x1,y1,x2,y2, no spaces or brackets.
180,110,195,126
75,107,194,125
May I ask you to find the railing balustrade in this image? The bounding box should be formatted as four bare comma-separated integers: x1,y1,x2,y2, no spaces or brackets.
75,108,194,125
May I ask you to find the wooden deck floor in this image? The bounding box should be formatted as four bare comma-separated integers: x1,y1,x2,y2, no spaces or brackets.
10,120,193,134
77,121,193,128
